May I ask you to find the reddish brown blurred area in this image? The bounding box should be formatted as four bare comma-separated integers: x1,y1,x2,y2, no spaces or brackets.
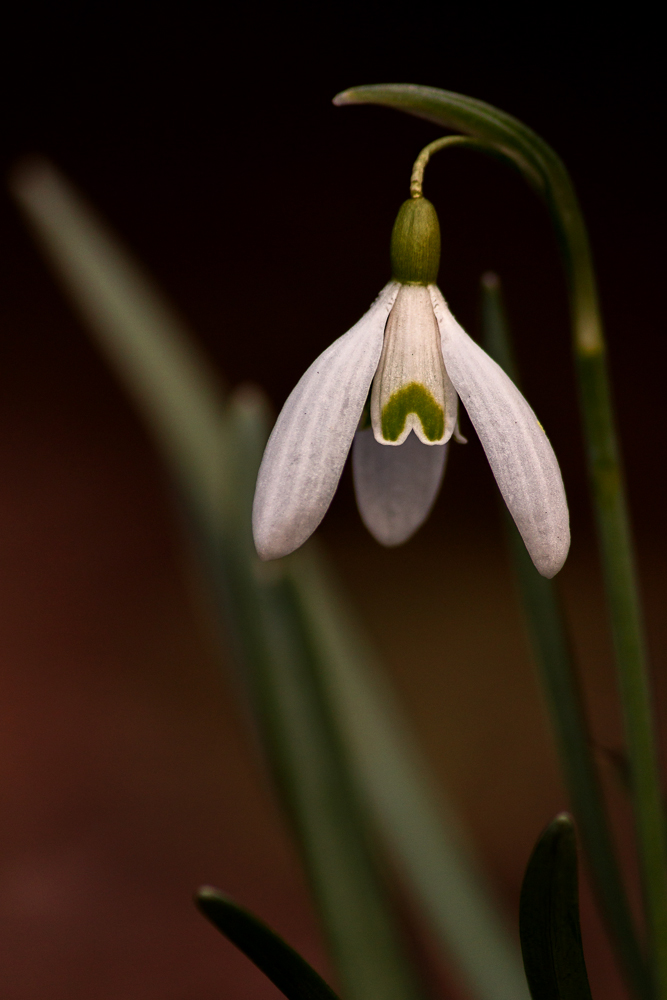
1,6,666,998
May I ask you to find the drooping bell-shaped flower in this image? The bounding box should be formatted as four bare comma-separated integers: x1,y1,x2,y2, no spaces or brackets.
252,191,570,578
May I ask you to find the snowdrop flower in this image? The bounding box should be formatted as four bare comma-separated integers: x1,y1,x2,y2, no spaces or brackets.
253,193,570,578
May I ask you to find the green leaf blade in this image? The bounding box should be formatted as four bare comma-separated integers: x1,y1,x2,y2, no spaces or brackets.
13,156,545,1000
333,84,554,193
520,815,593,1000
333,83,599,357
196,887,341,1000
10,158,228,527
481,273,648,1000
11,161,425,1000
288,544,532,1000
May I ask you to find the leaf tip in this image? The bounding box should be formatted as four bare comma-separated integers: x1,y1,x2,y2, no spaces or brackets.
8,155,55,205
480,270,500,291
195,885,228,916
196,884,221,900
549,812,576,844
553,810,574,827
332,88,356,106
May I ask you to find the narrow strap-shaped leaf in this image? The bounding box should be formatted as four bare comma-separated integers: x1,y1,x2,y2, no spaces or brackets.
287,542,531,1000
480,273,648,1000
201,387,530,1000
13,160,526,1000
12,159,424,1000
14,156,527,1000
196,887,340,1000
10,159,228,528
334,86,665,1000
12,157,530,1000
520,814,593,1000
337,85,546,188
206,392,425,1000
333,83,597,354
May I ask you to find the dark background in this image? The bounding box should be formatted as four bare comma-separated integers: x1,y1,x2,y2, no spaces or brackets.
0,4,664,998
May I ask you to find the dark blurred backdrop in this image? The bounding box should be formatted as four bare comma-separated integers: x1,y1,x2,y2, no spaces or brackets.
0,4,664,998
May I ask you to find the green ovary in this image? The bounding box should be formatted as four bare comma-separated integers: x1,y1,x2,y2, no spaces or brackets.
381,382,445,441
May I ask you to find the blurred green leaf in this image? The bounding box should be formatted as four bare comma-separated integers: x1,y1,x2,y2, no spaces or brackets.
209,390,426,1000
196,887,340,1000
13,159,530,1000
595,744,632,796
9,158,228,528
520,814,593,1000
288,544,531,1000
11,161,423,1000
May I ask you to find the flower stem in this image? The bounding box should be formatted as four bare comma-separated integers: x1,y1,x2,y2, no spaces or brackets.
409,135,488,199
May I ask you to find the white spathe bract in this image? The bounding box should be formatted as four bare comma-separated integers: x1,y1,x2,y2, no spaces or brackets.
252,280,570,578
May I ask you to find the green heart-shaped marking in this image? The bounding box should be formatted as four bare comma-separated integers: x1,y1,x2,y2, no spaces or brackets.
381,382,445,441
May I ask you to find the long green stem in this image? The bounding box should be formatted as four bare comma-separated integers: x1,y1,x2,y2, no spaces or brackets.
482,273,649,998
334,84,667,998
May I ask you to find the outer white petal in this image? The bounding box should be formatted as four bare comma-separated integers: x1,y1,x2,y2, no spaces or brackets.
430,286,570,578
253,282,401,560
352,429,447,546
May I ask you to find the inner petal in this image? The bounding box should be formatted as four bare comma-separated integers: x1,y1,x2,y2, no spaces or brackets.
371,284,457,446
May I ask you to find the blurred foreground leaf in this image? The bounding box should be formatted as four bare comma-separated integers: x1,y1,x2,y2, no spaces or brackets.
196,887,340,1000
10,158,227,526
288,544,530,1000
520,815,593,1000
11,159,422,1000
12,159,529,1000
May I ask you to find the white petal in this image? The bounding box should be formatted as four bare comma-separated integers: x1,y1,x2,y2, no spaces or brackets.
430,286,570,578
253,282,401,560
371,284,458,445
352,429,447,546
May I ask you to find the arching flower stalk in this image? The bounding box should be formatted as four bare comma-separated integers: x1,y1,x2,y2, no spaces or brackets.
253,142,570,578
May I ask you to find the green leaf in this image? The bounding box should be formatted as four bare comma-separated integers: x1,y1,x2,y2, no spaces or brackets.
9,158,228,529
11,159,424,1000
12,157,534,1000
480,273,648,1000
335,84,546,190
206,381,531,1000
196,887,340,1000
336,88,667,998
220,385,530,1000
520,815,593,1000
287,544,531,1000
206,392,426,1000
333,83,598,356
